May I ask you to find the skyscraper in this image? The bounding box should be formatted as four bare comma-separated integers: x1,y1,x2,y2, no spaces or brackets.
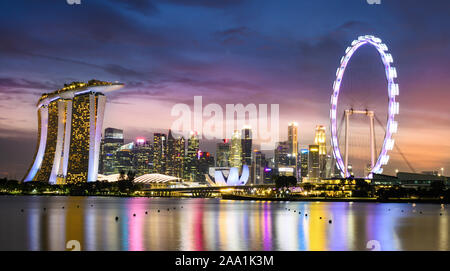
314,125,327,155
153,133,167,174
288,122,299,178
166,129,176,176
229,130,242,168
23,80,123,184
275,141,289,168
133,137,152,176
314,125,327,178
288,122,298,158
115,142,134,174
198,151,214,183
216,139,231,167
174,136,186,179
252,150,266,184
66,92,107,183
100,127,124,175
185,131,200,181
166,130,185,178
300,148,309,178
241,127,252,166
274,141,295,176
308,144,320,182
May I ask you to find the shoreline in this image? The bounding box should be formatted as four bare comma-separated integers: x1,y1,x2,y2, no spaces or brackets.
221,194,449,204
1,192,448,204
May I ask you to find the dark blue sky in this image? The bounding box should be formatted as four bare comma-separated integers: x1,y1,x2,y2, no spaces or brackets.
0,0,449,178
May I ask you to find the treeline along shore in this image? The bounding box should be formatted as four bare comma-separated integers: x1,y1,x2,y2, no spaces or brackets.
1,176,450,204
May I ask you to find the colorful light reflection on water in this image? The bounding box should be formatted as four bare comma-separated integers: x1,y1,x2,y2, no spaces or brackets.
0,196,449,251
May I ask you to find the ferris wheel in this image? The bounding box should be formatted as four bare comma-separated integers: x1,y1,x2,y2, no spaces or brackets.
330,35,399,178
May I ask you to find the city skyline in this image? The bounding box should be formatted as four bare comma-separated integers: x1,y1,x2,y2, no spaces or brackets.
1,0,450,178
2,1,450,255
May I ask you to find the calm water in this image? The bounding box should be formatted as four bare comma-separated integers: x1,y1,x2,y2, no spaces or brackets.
0,196,448,251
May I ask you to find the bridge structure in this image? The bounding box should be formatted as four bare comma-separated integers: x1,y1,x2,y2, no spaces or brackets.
141,184,275,198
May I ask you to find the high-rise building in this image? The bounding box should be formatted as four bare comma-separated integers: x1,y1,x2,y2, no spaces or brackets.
116,142,134,174
174,136,186,179
229,130,242,168
166,130,176,176
185,131,200,181
241,127,252,166
274,141,295,176
216,139,231,167
198,151,214,183
308,144,320,182
166,130,185,178
314,125,327,178
23,80,123,184
288,122,298,157
252,150,266,184
264,167,274,184
153,133,167,174
288,122,299,178
133,137,152,176
275,141,289,168
100,127,124,175
314,125,327,156
300,148,309,178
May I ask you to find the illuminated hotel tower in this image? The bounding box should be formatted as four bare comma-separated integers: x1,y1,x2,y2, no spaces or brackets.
23,80,124,184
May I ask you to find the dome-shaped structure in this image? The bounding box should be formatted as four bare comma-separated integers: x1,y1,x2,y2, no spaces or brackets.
134,174,181,184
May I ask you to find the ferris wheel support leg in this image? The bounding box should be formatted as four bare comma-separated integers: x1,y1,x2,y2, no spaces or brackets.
344,110,350,177
369,114,375,170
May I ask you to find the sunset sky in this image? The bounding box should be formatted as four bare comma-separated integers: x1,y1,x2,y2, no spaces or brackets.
0,0,449,178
